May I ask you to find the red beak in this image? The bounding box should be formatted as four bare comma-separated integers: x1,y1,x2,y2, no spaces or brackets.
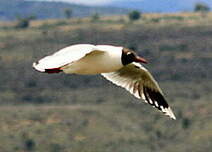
135,56,148,64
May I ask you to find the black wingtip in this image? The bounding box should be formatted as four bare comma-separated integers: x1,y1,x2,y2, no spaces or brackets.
45,68,62,74
143,87,176,119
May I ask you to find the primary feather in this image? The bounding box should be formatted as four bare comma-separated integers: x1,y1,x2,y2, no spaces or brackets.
102,62,176,119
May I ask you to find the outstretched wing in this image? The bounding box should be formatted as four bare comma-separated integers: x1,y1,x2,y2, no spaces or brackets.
101,62,176,120
33,44,100,73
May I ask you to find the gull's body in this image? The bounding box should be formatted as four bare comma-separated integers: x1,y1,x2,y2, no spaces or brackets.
63,45,123,74
34,44,123,74
33,44,176,120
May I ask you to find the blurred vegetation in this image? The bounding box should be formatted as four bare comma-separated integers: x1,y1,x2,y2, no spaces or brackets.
64,8,72,19
194,3,210,17
128,10,141,22
15,15,36,29
0,13,212,151
194,3,210,13
91,13,100,22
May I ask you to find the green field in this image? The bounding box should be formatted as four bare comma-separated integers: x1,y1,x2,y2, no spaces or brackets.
0,13,212,151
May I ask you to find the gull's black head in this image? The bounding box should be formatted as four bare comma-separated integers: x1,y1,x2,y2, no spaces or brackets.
121,48,148,66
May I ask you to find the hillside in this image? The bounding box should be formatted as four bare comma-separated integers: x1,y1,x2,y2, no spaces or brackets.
0,13,212,151
0,0,129,20
2,0,212,21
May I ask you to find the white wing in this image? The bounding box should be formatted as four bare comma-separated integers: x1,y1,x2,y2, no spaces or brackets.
33,44,100,72
101,62,176,120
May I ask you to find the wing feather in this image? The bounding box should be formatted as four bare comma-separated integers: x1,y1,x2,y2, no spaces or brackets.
101,62,176,120
33,44,102,72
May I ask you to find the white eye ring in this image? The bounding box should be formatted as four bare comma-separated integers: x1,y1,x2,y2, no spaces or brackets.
127,52,131,55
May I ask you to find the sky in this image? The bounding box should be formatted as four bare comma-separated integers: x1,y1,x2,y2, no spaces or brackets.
33,0,212,6
39,0,114,5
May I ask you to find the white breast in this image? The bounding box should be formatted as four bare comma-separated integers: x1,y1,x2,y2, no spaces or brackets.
62,45,124,75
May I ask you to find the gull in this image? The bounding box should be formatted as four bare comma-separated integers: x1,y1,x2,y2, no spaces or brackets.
33,44,176,119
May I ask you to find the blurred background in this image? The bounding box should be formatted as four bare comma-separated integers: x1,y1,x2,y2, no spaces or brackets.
0,0,212,151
